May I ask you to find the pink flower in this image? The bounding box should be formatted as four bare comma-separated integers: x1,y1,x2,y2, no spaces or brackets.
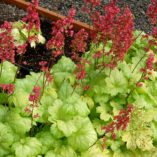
16,43,28,54
47,8,76,57
24,107,31,113
84,0,101,8
136,82,143,87
102,104,133,140
147,0,157,25
33,113,40,118
29,85,40,102
22,0,40,31
39,61,48,71
146,53,154,70
0,21,15,63
89,1,134,67
0,84,15,94
93,51,102,59
110,7,134,62
71,29,88,53
74,60,89,80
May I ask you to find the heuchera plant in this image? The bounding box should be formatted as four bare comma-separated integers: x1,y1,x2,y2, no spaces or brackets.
1,0,157,157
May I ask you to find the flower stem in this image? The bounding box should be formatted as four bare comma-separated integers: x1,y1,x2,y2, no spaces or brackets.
132,54,146,73
0,62,3,79
13,54,24,83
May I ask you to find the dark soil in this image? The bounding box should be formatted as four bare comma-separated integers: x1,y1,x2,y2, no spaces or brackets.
0,0,153,77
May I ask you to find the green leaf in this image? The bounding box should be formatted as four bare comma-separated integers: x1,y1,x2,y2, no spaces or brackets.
96,104,112,121
61,94,90,117
9,72,43,113
12,137,42,157
131,52,146,73
110,101,123,115
144,108,157,122
57,119,78,137
36,131,60,154
48,95,90,123
48,99,70,122
37,85,57,122
68,117,97,151
0,61,17,84
0,105,8,122
58,80,73,100
15,72,43,93
50,123,65,139
5,111,31,135
110,141,122,151
0,93,9,104
45,146,77,157
92,119,104,136
51,56,76,86
0,123,14,149
134,94,152,109
113,149,135,157
81,96,94,110
151,122,157,141
81,144,105,157
118,62,132,79
0,147,11,157
49,101,90,137
9,90,29,109
105,69,128,96
122,128,154,151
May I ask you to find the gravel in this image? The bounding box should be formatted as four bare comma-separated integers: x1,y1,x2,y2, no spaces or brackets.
0,1,26,23
0,0,153,33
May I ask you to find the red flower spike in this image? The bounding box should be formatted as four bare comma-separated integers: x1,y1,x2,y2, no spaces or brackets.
83,0,101,8
0,84,15,94
102,104,133,140
146,53,154,70
16,43,28,55
39,61,48,72
136,82,143,87
144,76,149,80
83,85,90,91
144,47,150,52
147,0,157,25
22,0,40,31
112,133,116,140
76,69,86,80
46,72,53,83
140,68,147,73
24,107,31,113
29,85,41,102
93,51,103,59
71,29,88,54
47,8,76,58
74,59,90,81
110,7,134,62
0,21,15,63
89,1,134,67
33,113,40,119
148,71,152,75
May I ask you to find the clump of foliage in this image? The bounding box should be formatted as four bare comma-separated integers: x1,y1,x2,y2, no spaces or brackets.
0,0,157,157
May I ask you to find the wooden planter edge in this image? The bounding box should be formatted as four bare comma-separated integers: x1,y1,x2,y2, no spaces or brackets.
4,0,94,33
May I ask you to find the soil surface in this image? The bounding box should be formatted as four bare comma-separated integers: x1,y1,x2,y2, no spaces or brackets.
0,0,152,32
0,0,153,77
39,0,152,33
